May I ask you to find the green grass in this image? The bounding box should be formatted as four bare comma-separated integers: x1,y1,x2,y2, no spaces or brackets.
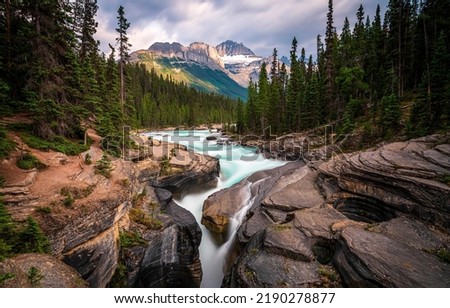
0,273,15,285
20,133,88,156
36,207,52,214
436,248,450,263
119,230,147,249
16,153,45,170
439,175,450,186
108,261,128,288
129,208,163,230
143,57,248,100
27,266,44,287
318,265,340,287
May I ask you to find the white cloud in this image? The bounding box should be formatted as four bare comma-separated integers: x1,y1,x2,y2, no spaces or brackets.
96,0,388,57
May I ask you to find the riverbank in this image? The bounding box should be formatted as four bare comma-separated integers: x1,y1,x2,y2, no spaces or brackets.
0,128,221,287
2,127,449,288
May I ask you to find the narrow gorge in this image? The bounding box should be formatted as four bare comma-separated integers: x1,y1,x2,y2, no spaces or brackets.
1,129,449,288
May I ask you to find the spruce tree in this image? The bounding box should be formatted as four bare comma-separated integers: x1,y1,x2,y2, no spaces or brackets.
17,217,50,254
286,37,300,132
380,93,401,136
324,0,336,120
116,5,131,112
257,62,270,134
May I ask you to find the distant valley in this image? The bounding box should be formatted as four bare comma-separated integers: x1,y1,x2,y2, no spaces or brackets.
130,40,277,100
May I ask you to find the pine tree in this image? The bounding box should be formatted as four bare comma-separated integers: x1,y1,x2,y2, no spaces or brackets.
236,101,245,134
324,0,337,120
23,0,84,138
379,93,401,136
367,4,387,107
17,217,50,254
353,4,366,68
79,0,99,61
257,62,270,134
338,17,353,68
116,5,131,112
286,37,300,132
0,198,15,260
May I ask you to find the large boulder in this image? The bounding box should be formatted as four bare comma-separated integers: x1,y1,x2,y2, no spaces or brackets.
202,162,302,236
154,154,220,197
226,229,322,288
0,253,85,288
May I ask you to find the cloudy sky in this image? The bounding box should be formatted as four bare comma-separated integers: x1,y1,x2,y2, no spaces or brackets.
95,0,388,58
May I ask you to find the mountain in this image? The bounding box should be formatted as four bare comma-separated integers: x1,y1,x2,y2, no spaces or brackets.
130,40,275,100
216,40,255,56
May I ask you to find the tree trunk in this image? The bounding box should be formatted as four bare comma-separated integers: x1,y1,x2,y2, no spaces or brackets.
120,61,124,112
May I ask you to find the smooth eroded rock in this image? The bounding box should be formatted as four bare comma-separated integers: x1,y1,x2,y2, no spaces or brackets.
135,198,202,287
335,227,450,287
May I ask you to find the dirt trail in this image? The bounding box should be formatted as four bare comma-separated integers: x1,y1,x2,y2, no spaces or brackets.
0,128,127,221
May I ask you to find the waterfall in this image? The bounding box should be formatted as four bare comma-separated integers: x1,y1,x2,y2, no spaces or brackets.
145,130,285,287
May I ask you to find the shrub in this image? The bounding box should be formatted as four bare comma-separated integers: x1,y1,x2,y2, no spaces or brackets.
0,127,15,159
0,199,50,259
36,207,52,214
27,267,44,287
62,194,73,207
108,261,128,288
16,153,44,170
119,231,147,249
17,217,50,254
0,273,15,285
0,175,5,188
436,248,450,263
129,208,163,230
61,185,96,207
19,133,88,156
318,265,340,287
0,198,15,261
159,155,171,176
95,154,112,179
84,153,92,165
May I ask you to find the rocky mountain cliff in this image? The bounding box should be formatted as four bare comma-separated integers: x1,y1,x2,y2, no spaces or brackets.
131,40,275,99
216,40,255,56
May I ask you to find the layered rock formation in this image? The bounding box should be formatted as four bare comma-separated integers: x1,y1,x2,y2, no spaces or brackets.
202,162,302,236
1,129,211,288
148,42,224,71
134,189,202,287
205,135,450,287
153,153,220,198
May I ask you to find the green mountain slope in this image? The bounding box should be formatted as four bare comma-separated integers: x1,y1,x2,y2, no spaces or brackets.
133,51,248,100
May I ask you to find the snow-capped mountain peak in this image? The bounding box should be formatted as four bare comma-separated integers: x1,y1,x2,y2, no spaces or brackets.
220,54,263,65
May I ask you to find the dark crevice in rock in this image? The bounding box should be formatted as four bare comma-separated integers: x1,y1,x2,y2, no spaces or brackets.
333,197,397,223
311,239,336,265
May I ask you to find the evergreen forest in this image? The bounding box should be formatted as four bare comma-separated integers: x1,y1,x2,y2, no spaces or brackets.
0,0,240,145
243,0,449,140
0,0,449,152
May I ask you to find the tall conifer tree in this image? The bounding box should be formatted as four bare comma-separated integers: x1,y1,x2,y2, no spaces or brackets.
116,5,131,112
